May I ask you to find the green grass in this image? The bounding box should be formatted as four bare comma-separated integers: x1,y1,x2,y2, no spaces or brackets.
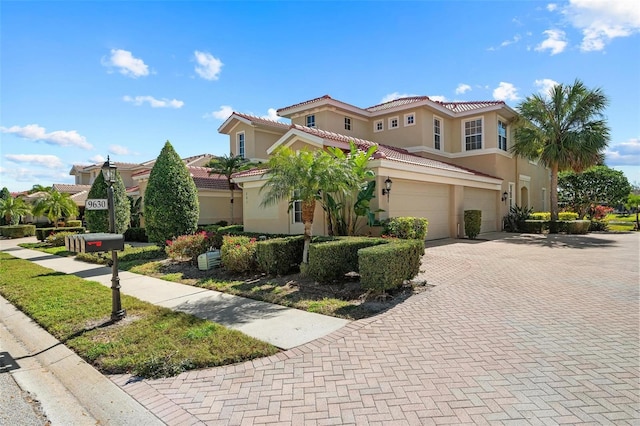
604,213,638,232
0,253,278,378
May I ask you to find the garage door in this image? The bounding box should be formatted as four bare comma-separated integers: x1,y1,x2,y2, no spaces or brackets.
390,181,450,240
463,188,497,233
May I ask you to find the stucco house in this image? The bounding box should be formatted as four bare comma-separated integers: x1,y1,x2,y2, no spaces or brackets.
220,95,550,240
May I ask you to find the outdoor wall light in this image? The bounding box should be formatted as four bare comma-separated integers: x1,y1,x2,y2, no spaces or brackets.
501,191,509,202
382,177,393,201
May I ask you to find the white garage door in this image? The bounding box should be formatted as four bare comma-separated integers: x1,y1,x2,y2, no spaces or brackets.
390,181,450,240
463,188,497,233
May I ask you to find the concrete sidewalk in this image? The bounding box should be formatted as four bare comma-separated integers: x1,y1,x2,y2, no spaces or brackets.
0,237,348,349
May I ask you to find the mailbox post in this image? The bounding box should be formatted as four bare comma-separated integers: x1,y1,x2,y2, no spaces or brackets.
102,156,126,321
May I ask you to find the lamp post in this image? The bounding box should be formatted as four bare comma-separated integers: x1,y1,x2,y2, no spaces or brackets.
102,156,126,321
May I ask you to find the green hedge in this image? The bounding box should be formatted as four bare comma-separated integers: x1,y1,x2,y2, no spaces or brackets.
530,212,550,221
255,236,305,275
36,227,85,241
359,239,425,292
0,225,36,238
520,220,547,233
65,220,82,227
383,217,428,240
568,220,591,234
464,210,482,239
303,237,387,283
531,212,579,221
124,227,148,242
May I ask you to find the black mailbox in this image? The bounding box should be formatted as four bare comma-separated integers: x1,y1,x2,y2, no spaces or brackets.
80,233,125,253
64,234,83,252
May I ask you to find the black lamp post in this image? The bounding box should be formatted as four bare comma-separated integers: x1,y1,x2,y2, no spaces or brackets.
102,156,126,321
382,177,393,202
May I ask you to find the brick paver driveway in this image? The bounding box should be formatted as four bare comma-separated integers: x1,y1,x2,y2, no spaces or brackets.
113,232,639,425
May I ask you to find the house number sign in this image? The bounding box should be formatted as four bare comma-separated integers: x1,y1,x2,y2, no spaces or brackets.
86,199,108,210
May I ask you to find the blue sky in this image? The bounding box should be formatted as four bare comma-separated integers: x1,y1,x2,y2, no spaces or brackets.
1,0,639,193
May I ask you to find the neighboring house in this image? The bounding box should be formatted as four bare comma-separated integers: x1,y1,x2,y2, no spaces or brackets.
220,95,551,240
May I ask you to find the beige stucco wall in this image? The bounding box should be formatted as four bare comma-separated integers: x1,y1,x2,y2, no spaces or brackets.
198,191,243,225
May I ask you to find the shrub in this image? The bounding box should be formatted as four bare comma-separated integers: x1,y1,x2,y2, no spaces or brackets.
568,220,591,234
85,171,130,234
46,231,78,247
359,239,424,292
165,231,213,263
521,220,547,233
304,237,386,283
255,236,305,275
589,205,613,220
503,205,533,232
65,220,82,227
210,225,245,248
221,235,257,273
558,212,579,221
589,220,609,232
383,217,428,240
530,212,551,221
0,224,36,238
124,227,148,242
464,210,482,239
214,220,228,226
36,226,85,241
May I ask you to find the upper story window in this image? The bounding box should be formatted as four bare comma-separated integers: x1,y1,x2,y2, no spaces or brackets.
433,117,442,150
498,119,508,151
344,117,352,131
389,116,399,129
374,120,383,132
306,114,315,128
404,113,415,126
237,132,245,158
464,118,483,151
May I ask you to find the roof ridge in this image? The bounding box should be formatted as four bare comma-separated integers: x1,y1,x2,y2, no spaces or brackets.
233,112,289,127
276,95,333,113
365,95,430,111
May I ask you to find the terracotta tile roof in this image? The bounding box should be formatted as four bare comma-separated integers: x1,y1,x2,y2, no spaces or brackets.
189,167,240,191
438,100,506,113
276,95,333,113
52,184,92,194
232,112,290,129
231,168,269,179
70,190,89,204
365,96,431,112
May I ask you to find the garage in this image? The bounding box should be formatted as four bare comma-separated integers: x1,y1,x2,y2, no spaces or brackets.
389,180,450,240
463,188,498,233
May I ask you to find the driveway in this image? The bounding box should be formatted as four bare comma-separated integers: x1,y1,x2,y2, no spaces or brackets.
111,232,639,425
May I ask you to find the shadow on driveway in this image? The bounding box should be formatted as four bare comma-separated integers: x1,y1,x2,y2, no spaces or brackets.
424,232,625,250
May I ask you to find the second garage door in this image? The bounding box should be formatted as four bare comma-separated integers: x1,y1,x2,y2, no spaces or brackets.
389,181,450,240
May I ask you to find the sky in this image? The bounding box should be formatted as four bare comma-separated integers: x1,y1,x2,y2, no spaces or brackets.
1,0,639,193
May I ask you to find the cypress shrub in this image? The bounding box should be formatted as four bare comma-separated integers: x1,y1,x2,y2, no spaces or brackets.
85,170,130,234
464,210,482,239
144,141,200,245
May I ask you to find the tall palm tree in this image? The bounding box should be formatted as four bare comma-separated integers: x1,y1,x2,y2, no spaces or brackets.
31,190,79,227
0,196,31,225
511,79,610,232
207,153,258,224
260,147,355,264
28,184,52,195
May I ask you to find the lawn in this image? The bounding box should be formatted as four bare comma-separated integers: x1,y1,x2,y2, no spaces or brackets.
0,252,278,378
605,213,638,232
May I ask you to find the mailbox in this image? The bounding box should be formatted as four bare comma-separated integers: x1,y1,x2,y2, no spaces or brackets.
65,233,125,253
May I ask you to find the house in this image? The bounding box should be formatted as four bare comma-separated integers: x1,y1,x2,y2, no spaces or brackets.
220,95,550,240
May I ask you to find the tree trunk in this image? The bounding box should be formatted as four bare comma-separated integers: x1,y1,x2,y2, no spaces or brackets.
230,187,235,224
550,163,559,234
301,200,315,264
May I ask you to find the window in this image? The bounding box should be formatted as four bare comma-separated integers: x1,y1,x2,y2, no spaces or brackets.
344,117,352,131
292,190,302,223
464,118,482,150
389,116,399,129
404,113,415,126
237,132,245,158
374,120,383,132
498,119,507,151
433,117,442,150
306,114,315,128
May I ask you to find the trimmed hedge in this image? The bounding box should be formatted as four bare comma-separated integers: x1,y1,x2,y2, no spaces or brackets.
520,220,546,233
65,220,82,227
464,210,482,239
256,236,305,275
383,217,428,240
303,237,387,283
36,227,85,241
531,212,579,221
0,225,36,238
124,227,148,242
530,212,550,221
567,220,590,234
359,239,425,292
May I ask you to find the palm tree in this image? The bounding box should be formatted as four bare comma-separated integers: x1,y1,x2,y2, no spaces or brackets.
207,153,258,224
31,190,79,227
511,79,610,232
260,147,355,264
0,196,31,225
28,184,52,195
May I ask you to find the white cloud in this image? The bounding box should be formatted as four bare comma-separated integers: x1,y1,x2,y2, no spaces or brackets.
4,154,64,168
455,84,472,95
563,0,640,52
102,49,149,78
535,29,568,55
547,3,558,12
109,145,131,155
204,105,234,120
89,155,105,164
429,95,448,102
261,108,283,122
493,82,520,101
194,51,223,80
0,166,70,185
380,92,419,103
501,34,522,47
605,138,640,166
534,78,560,97
123,95,184,108
0,124,93,150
